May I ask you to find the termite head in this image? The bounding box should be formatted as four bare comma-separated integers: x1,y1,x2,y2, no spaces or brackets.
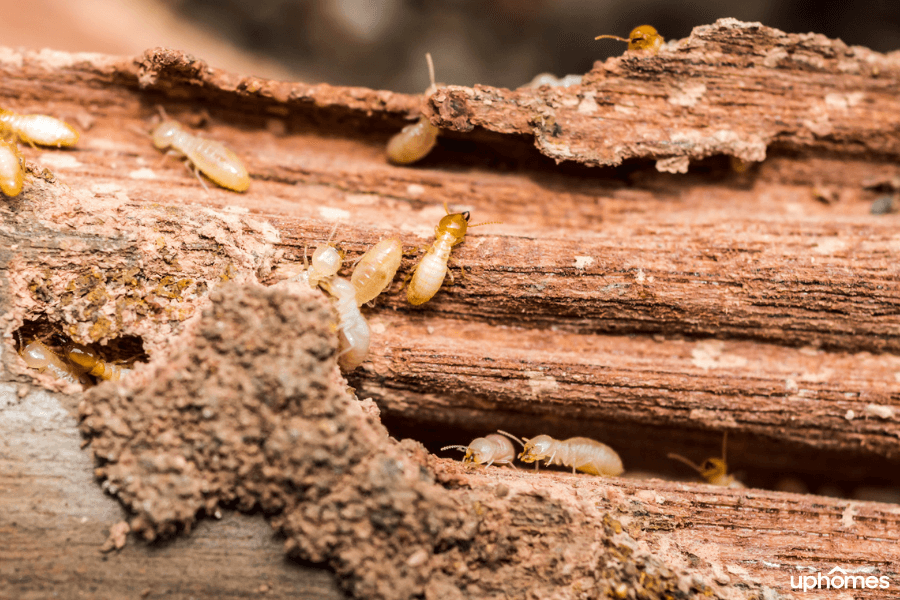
517,434,555,464
65,343,100,374
596,25,664,55
698,458,727,482
310,245,343,279
435,212,470,242
306,223,344,285
442,437,493,465
151,121,182,150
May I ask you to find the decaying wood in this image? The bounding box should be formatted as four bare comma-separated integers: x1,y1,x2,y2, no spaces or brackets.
0,17,898,600
426,18,900,169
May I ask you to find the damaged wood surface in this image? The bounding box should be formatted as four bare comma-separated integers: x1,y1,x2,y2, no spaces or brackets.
0,18,899,600
426,18,900,169
432,458,900,600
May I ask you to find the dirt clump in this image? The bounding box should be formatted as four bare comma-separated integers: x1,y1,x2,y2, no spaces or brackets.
78,281,754,600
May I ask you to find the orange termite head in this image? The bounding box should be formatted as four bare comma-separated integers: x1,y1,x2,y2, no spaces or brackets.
698,458,728,482
596,25,664,55
435,212,470,241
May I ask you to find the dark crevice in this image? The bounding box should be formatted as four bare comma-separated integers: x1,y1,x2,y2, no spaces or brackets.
377,407,900,504
14,317,149,388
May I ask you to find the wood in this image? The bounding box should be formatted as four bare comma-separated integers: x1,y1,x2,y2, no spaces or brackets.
0,387,346,600
0,17,899,600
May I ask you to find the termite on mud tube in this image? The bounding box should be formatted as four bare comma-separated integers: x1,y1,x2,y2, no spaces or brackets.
595,25,664,55
406,203,499,306
0,108,79,147
441,432,518,468
668,432,744,488
151,108,250,192
0,139,24,197
320,276,371,371
350,237,402,306
505,431,624,476
386,53,440,165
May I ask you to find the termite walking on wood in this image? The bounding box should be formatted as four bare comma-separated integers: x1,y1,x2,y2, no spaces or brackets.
595,25,664,55
0,108,79,147
0,139,24,197
406,203,499,306
151,108,250,192
386,53,440,165
320,276,371,371
512,432,624,476
351,237,402,305
442,432,518,468
668,432,744,488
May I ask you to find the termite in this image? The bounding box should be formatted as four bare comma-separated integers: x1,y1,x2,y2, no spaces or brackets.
667,432,744,488
151,110,250,192
65,344,131,382
296,223,344,288
0,108,79,147
406,203,499,306
386,53,440,165
441,432,518,468
0,139,24,197
19,340,89,385
350,237,402,306
510,431,624,476
595,25,664,55
320,276,371,371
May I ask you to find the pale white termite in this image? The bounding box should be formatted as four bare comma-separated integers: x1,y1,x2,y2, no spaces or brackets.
151,112,250,192
0,139,24,197
406,203,498,305
297,223,343,288
65,344,131,382
441,433,517,468
668,432,744,488
509,431,624,476
350,237,402,306
386,53,440,165
19,340,88,385
320,276,371,371
0,108,79,147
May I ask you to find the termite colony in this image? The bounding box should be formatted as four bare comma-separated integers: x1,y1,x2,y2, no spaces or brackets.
10,26,776,492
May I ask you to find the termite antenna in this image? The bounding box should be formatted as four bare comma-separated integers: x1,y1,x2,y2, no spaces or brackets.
667,452,705,474
496,430,525,448
441,445,468,452
156,105,169,121
468,220,503,228
324,221,340,245
594,34,629,42
443,200,451,215
425,52,436,95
